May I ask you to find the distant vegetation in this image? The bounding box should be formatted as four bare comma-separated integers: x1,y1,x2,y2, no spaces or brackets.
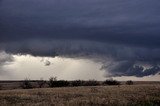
0,77,137,90
48,77,100,87
20,78,33,89
70,80,85,86
48,77,70,87
126,80,134,85
0,85,2,90
103,79,120,85
83,80,100,86
18,77,124,89
37,78,46,88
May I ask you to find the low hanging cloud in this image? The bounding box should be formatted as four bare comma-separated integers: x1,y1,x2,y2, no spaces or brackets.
1,40,160,77
0,0,160,77
101,61,160,77
0,51,14,75
0,51,14,65
40,58,51,66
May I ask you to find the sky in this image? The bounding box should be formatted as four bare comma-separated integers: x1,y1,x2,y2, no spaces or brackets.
0,0,160,81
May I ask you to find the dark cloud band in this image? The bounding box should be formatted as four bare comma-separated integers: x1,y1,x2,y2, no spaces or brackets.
1,0,160,47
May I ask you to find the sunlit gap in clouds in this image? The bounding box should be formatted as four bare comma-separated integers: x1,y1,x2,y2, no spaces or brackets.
1,54,105,80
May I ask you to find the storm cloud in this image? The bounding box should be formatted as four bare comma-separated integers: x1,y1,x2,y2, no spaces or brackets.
0,0,160,77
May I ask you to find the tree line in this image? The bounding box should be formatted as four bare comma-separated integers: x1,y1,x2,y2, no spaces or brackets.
20,77,134,89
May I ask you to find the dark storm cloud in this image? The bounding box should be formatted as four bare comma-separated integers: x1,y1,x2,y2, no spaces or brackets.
101,61,160,77
0,0,160,77
1,0,160,47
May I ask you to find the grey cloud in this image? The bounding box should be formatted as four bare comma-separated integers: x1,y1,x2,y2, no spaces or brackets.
0,51,14,65
40,58,51,66
1,40,160,62
0,0,160,48
129,65,160,77
0,51,14,75
100,61,134,77
101,61,160,77
44,60,51,66
0,40,160,77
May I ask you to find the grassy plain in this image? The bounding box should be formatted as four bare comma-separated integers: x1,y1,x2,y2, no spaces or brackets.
0,82,159,106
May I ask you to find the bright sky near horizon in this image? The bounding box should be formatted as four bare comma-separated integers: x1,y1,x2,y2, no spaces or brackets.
0,54,159,81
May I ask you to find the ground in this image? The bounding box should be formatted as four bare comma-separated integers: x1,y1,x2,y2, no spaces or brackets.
0,83,160,106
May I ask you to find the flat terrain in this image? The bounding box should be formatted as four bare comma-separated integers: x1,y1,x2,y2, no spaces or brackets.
0,83,160,106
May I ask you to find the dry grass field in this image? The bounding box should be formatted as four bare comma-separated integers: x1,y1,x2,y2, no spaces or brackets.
0,83,160,106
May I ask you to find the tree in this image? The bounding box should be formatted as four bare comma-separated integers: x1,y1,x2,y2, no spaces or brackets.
126,80,133,85
20,78,32,89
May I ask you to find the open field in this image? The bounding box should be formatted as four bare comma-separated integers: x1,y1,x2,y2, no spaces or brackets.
0,83,160,106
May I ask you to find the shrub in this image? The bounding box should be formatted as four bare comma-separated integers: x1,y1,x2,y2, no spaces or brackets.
84,80,100,86
37,78,46,88
71,80,85,86
48,77,56,87
48,77,70,87
126,80,133,85
103,80,120,85
0,85,2,90
20,78,32,89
